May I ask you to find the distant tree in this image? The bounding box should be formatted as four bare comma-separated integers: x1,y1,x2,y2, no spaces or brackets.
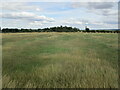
85,26,90,32
2,26,117,33
0,27,1,33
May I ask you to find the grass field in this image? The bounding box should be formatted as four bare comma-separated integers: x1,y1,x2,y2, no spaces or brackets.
2,32,118,88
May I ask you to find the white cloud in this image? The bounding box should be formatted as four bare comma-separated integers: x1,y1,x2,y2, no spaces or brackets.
36,8,41,11
2,0,119,2
60,17,118,29
62,18,83,25
1,12,55,25
30,21,43,25
1,2,42,11
72,0,118,2
29,20,55,26
1,2,118,29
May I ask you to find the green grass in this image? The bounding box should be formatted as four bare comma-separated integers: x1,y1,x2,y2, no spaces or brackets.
2,32,118,88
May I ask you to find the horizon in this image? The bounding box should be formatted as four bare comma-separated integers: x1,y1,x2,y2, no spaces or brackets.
1,26,119,30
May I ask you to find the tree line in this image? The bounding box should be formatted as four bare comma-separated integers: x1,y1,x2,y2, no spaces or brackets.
1,26,120,33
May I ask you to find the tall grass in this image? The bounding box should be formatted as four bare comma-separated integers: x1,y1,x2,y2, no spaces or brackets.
2,32,118,88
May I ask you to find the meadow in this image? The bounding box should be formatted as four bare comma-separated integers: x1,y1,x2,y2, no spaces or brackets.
2,32,118,88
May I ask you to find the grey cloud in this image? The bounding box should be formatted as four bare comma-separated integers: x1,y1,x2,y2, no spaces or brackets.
72,2,114,9
87,2,114,9
71,2,117,16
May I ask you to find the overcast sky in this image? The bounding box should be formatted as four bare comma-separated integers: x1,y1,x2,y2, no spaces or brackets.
0,0,119,29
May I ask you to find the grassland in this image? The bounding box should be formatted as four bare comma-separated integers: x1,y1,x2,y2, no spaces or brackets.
2,32,118,88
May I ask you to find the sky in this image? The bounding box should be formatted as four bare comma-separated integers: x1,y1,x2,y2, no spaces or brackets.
0,0,119,29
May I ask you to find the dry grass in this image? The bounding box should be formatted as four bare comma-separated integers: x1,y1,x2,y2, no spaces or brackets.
2,32,118,88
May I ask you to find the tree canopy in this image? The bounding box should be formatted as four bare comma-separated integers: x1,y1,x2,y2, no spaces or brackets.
1,26,119,33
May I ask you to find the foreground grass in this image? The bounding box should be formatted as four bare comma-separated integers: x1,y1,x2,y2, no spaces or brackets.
2,32,118,88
